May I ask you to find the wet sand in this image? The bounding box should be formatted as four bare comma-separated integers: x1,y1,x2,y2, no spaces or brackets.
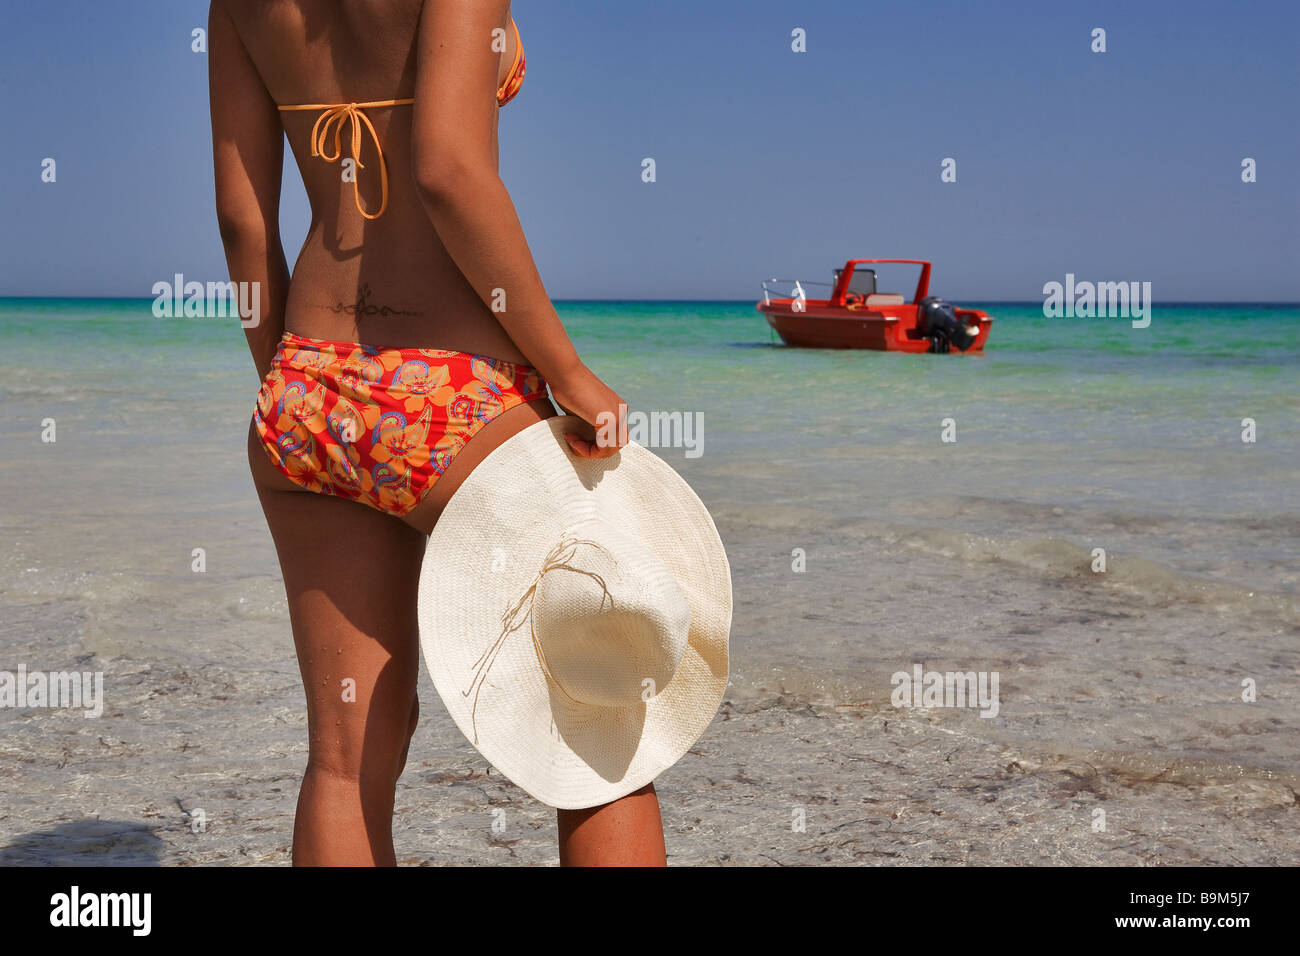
2,504,1295,866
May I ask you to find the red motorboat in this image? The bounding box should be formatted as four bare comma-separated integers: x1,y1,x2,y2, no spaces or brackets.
757,259,993,352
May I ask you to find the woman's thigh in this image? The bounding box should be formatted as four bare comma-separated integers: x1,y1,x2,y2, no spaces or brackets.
247,422,427,778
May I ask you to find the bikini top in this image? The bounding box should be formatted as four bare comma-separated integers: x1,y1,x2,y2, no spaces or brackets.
278,18,527,220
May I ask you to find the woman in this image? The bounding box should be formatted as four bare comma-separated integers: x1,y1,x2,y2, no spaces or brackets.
209,0,663,865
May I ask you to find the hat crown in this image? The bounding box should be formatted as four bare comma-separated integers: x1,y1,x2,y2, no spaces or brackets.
531,522,691,709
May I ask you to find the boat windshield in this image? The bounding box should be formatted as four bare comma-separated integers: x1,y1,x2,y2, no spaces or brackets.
836,262,924,302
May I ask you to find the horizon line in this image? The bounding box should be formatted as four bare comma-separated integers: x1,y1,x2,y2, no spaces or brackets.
1,295,1297,307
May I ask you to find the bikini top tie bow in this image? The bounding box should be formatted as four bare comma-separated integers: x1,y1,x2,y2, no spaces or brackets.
276,19,526,221
278,99,412,220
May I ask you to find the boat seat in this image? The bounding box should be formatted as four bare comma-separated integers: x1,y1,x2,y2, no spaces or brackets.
864,293,905,307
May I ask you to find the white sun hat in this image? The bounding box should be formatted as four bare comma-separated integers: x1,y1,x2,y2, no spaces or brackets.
417,416,732,810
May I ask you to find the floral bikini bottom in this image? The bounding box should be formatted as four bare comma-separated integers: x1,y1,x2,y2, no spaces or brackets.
252,331,549,517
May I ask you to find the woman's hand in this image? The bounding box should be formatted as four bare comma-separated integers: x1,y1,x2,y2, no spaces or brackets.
547,364,628,459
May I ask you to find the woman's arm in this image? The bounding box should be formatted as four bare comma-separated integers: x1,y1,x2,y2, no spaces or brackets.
410,0,625,457
208,0,291,382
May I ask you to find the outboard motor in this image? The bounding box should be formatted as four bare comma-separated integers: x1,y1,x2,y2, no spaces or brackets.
917,296,977,353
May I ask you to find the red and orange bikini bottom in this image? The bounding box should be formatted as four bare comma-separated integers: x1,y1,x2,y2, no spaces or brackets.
253,331,549,517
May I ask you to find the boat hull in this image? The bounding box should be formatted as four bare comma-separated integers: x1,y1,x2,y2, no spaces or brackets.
757,301,992,352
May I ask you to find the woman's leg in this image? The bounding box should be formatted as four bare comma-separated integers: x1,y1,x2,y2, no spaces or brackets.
248,423,427,866
557,784,667,867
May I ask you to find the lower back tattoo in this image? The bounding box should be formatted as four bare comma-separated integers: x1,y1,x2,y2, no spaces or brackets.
329,283,421,318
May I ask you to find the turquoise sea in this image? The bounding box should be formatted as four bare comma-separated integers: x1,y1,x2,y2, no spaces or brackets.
2,297,1296,577
2,298,1298,792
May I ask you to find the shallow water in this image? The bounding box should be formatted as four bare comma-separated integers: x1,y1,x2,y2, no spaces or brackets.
1,298,1297,797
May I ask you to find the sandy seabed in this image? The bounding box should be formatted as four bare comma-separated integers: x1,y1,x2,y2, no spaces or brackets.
2,501,1295,867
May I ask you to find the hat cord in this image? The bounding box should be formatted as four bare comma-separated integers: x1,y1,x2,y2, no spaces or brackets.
462,536,613,744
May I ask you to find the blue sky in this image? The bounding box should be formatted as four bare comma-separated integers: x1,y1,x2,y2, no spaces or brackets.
1,0,1297,301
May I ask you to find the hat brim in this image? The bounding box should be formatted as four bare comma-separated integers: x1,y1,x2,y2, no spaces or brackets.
418,416,732,809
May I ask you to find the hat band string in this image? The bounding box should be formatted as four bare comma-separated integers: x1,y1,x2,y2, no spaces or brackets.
462,536,613,743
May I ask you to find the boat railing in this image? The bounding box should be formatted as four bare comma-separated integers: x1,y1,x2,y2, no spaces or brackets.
760,278,834,306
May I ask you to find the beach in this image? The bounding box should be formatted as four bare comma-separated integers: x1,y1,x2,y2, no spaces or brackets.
1,299,1297,865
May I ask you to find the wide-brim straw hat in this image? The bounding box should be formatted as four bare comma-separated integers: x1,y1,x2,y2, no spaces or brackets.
418,416,732,810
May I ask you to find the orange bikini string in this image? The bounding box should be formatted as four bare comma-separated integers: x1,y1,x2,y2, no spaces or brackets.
498,17,526,107
278,99,413,221
278,18,524,220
